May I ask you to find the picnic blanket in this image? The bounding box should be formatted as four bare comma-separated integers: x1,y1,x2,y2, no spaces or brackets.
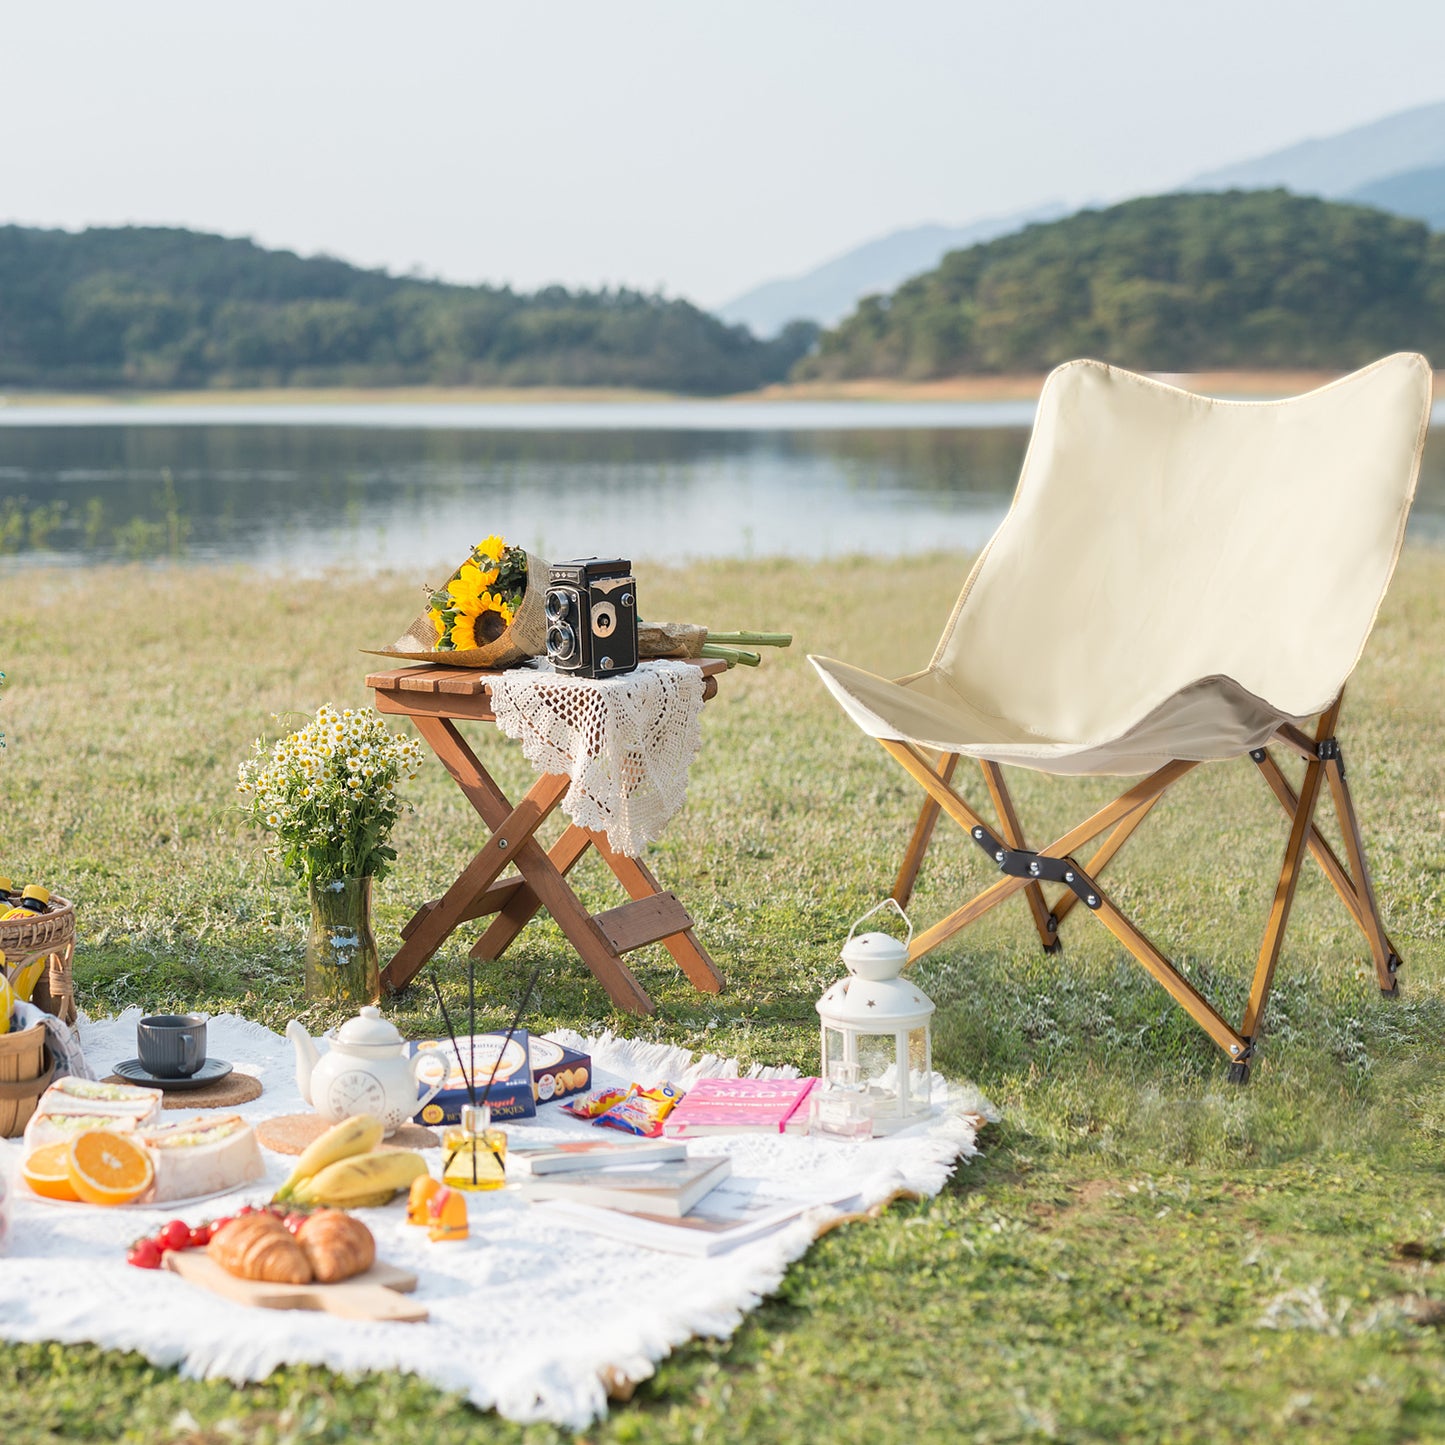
0,1011,994,1428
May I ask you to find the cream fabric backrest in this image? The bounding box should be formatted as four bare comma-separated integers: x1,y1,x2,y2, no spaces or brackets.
932,354,1432,739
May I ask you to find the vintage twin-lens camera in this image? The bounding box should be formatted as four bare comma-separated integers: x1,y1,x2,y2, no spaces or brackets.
545,558,638,678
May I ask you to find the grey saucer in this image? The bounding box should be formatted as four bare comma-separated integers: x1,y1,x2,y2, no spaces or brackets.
113,1057,234,1091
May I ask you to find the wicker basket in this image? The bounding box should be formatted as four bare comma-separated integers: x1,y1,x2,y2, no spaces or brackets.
1,893,76,1025
0,1021,54,1137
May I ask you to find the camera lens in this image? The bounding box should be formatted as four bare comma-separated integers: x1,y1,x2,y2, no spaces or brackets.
545,589,572,623
548,622,577,661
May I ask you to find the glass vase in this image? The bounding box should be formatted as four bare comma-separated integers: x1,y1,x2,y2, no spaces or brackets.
305,876,381,1005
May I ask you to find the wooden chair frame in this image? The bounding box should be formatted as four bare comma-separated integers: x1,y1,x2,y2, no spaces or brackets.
883,689,1399,1081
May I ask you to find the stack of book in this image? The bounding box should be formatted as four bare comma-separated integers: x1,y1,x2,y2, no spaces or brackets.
508,1138,731,1218
511,1077,848,1255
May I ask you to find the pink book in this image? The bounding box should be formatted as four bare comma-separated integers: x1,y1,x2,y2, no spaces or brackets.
663,1076,819,1138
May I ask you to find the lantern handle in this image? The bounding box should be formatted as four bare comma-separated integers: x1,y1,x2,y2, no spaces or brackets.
847,898,913,948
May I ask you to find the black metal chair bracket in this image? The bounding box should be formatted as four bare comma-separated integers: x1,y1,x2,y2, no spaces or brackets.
967,825,1102,909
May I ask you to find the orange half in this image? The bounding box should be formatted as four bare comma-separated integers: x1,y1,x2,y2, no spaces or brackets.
66,1131,154,1206
21,1141,81,1201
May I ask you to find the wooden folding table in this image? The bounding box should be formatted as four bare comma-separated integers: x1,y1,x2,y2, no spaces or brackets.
367,661,727,1015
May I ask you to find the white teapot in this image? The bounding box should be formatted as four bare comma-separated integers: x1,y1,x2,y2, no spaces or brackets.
287,1006,443,1138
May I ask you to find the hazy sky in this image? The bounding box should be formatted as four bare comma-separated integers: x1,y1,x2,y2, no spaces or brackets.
3,1,1444,307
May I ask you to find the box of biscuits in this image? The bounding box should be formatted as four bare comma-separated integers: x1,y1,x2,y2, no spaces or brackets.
408,1032,593,1126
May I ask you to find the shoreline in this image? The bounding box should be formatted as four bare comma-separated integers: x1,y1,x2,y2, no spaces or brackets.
2,369,1433,409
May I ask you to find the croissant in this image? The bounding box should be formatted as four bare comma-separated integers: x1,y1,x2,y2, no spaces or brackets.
296,1208,375,1284
208,1214,313,1285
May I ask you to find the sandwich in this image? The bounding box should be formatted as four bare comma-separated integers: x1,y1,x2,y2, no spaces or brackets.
137,1114,266,1202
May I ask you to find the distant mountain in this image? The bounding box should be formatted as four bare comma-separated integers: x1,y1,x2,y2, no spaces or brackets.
1187,99,1445,201
715,203,1066,336
1347,163,1445,231
797,190,1445,380
0,225,817,393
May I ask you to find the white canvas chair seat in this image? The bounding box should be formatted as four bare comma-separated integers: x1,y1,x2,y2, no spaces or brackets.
813,354,1431,777
812,658,1295,776
811,354,1432,1080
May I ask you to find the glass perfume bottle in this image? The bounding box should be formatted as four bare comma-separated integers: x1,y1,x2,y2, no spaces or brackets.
809,1060,875,1141
442,1102,508,1191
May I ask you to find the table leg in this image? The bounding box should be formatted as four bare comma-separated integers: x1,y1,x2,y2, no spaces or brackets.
405,717,656,1014
590,832,724,995
382,765,568,993
470,825,594,962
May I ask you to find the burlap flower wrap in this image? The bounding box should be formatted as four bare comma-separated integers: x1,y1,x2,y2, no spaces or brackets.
368,549,550,670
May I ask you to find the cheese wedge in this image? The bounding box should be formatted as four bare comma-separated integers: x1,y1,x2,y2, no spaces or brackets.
138,1114,265,1202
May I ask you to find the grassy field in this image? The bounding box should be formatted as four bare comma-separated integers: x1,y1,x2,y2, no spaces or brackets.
2,551,1444,1444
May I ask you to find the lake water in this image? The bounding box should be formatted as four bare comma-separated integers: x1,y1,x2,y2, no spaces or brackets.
0,400,1441,573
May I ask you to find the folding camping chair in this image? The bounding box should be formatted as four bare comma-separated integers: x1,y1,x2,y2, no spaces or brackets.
811,353,1432,1081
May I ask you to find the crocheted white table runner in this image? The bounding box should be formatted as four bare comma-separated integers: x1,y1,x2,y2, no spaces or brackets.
0,1010,994,1428
488,659,706,857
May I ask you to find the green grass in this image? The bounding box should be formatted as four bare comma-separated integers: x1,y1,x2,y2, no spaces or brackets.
3,551,1445,1444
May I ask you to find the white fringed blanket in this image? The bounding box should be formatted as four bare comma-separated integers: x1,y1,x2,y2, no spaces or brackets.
0,1011,994,1428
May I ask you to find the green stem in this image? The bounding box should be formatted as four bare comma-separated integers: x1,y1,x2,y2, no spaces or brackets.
700,643,762,667
703,631,793,648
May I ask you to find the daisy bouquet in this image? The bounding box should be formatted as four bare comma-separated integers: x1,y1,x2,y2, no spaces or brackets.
237,706,426,885
370,533,549,669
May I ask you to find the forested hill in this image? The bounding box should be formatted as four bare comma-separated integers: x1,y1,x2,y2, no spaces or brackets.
0,226,817,393
795,190,1445,380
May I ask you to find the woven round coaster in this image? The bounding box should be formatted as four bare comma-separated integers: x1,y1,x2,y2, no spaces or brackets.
255,1112,439,1156
102,1071,263,1110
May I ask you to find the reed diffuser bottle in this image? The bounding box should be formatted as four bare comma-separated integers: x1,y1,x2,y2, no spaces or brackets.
441,1101,508,1191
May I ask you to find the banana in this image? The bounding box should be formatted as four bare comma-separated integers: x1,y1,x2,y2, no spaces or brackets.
274,1113,385,1202
292,1148,429,1207
328,1189,398,1209
13,955,46,1004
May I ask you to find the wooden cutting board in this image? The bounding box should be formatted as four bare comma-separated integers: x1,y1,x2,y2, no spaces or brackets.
165,1250,427,1322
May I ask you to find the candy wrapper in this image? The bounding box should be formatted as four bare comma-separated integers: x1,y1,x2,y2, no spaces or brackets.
561,1085,635,1121
594,1083,681,1138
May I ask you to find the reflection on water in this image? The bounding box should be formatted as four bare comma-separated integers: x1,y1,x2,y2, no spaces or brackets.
0,407,1440,573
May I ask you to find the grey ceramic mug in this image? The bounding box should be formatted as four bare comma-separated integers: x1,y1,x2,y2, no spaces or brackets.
136,1014,207,1079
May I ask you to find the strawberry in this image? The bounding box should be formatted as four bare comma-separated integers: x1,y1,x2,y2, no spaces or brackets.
160,1219,192,1253
127,1238,163,1269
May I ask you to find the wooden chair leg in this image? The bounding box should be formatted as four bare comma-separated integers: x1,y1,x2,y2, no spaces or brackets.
1252,746,1401,991
1237,698,1343,1073
979,761,1058,952
891,752,958,908
1324,754,1400,994
1049,795,1162,929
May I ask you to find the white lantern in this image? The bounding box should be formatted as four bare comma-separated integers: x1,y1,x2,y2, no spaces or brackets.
816,900,935,1133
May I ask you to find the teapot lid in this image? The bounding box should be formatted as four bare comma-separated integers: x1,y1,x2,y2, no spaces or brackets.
333,1005,404,1050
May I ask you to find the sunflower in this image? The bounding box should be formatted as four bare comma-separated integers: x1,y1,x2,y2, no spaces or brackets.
449,590,512,650
446,561,499,611
429,607,450,642
475,534,506,563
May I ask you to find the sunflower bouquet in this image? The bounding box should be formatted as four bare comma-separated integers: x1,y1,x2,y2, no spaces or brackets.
427,534,527,651
369,533,549,670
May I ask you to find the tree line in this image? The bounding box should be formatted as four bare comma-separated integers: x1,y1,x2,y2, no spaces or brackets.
795,190,1445,379
0,225,817,394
